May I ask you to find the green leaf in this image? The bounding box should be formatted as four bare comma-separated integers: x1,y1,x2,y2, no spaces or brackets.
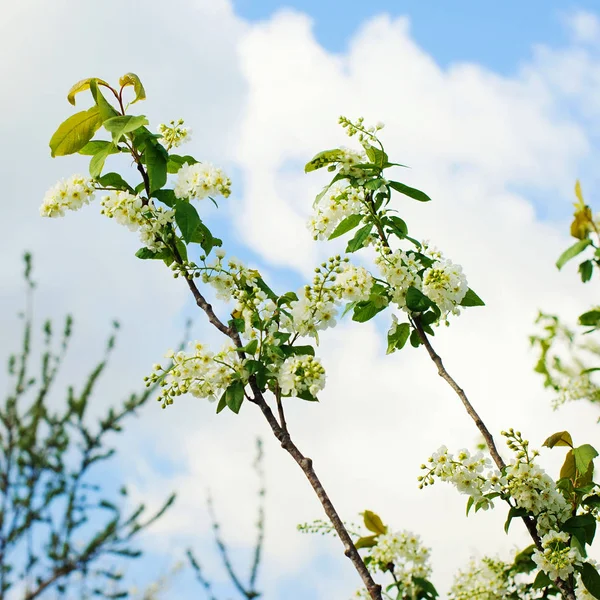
354,535,378,550
579,310,600,327
574,444,599,476
406,287,433,312
385,215,408,238
459,288,485,307
346,224,373,253
580,260,594,282
532,570,553,590
224,381,245,414
560,449,577,480
103,115,149,143
388,180,431,202
581,562,600,599
466,496,475,516
67,77,111,105
362,510,387,535
216,394,227,414
556,239,592,270
167,154,198,174
543,431,573,449
89,142,115,178
151,189,177,208
504,506,528,534
365,178,386,191
119,72,146,103
49,106,102,157
296,389,319,402
78,140,121,156
563,513,596,546
510,545,536,575
175,201,201,244
96,172,134,192
387,322,410,354
89,79,119,121
410,329,422,347
305,148,345,173
144,139,168,193
352,300,387,323
364,144,388,168
328,214,364,240
135,247,171,261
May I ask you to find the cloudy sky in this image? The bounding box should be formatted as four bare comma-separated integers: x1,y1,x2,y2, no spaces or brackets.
3,1,600,598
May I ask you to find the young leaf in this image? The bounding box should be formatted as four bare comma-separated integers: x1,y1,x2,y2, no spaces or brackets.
346,224,373,253
67,77,111,105
96,172,134,193
388,180,431,202
560,449,576,480
89,79,119,121
362,510,387,535
49,106,102,157
354,535,378,550
175,201,201,244
304,149,345,173
103,115,149,143
328,214,363,240
573,444,599,477
144,139,168,193
459,288,485,307
89,143,115,179
224,381,245,414
119,73,146,103
79,140,121,156
387,322,410,354
556,239,592,270
543,431,573,449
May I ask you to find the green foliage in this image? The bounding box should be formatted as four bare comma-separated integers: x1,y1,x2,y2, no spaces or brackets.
49,107,103,157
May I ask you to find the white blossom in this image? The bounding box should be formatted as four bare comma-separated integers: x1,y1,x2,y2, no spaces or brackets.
309,181,365,240
174,162,231,201
277,354,326,398
40,175,95,217
532,530,583,581
100,191,174,252
422,258,468,316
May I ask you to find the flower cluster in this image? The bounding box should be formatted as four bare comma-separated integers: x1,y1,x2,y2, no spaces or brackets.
375,248,422,310
157,119,191,149
174,162,231,201
339,115,385,144
449,556,510,600
501,430,571,536
419,446,502,509
448,554,546,600
277,354,326,398
146,342,245,409
422,258,468,315
100,191,175,252
370,530,432,589
284,257,373,339
40,175,95,217
308,181,365,240
375,243,468,321
421,431,572,539
532,530,582,581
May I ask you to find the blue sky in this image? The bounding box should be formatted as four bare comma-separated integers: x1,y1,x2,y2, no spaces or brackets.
4,0,600,598
234,0,599,71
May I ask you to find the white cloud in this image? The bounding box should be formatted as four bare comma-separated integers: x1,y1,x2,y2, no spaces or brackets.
565,9,600,44
4,2,600,598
